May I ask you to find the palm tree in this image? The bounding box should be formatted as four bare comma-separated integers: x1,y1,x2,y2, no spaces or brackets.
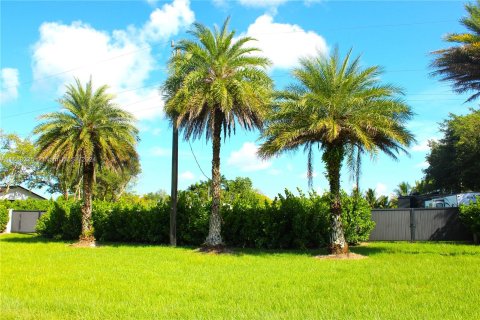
164,18,273,248
259,49,414,254
365,188,377,209
431,1,480,102
394,181,411,197
34,78,139,245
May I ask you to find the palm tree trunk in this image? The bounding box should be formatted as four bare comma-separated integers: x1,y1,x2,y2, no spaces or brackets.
80,162,95,243
205,109,224,247
323,145,348,254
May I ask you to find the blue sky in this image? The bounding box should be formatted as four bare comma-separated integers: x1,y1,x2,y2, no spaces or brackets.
0,0,474,199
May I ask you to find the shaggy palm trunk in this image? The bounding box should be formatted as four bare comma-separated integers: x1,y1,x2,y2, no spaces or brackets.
80,162,95,243
205,109,224,247
323,145,348,254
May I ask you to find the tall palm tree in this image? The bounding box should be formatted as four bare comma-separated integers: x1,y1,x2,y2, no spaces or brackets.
164,18,273,248
259,49,414,254
34,78,139,244
431,1,480,102
394,181,411,197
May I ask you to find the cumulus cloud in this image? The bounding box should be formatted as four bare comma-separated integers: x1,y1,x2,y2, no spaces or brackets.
31,0,194,119
141,0,194,42
411,138,437,152
227,142,271,171
415,161,429,169
238,0,288,8
375,183,388,196
180,171,195,180
243,14,328,69
1,68,20,104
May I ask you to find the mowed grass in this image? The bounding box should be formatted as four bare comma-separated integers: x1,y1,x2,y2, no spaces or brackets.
1,234,479,319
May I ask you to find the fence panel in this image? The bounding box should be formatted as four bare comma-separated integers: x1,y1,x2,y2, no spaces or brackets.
414,208,471,241
369,209,410,241
10,211,45,233
369,208,472,241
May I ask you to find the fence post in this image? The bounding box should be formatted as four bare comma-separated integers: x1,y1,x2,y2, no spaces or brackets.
5,209,13,233
410,208,416,242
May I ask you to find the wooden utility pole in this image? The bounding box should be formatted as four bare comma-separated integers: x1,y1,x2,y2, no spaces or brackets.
170,40,178,246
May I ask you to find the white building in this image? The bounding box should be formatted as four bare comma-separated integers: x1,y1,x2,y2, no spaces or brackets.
0,185,46,201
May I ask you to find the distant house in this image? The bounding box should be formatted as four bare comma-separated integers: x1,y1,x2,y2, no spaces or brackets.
0,186,46,201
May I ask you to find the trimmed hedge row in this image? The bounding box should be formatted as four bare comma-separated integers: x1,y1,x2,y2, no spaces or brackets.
36,190,374,249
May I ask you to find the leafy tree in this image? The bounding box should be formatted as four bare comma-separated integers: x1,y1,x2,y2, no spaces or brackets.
164,18,273,248
259,49,414,254
0,131,47,191
431,1,480,102
424,108,480,193
143,190,169,202
34,78,139,244
93,159,141,201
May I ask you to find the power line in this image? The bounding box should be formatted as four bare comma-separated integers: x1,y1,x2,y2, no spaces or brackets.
188,141,210,181
4,18,456,90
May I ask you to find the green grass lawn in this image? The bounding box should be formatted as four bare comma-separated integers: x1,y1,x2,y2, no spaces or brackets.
1,234,479,319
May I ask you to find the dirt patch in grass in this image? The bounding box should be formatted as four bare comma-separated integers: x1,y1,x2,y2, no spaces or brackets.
315,252,366,260
70,240,98,248
197,245,233,255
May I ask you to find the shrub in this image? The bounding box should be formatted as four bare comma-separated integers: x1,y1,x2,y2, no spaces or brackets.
459,196,480,241
36,189,375,249
340,192,376,245
0,202,9,232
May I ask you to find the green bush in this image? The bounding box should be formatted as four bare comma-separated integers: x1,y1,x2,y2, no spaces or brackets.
0,202,9,232
36,189,375,249
459,196,480,239
340,192,376,245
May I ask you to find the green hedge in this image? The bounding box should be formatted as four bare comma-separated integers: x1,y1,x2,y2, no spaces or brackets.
36,190,375,249
0,199,53,232
459,196,480,241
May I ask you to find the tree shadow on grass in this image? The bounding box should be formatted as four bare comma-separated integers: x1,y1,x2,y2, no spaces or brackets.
0,233,69,244
348,245,390,256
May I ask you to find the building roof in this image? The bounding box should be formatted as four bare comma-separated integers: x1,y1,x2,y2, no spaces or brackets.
0,185,47,200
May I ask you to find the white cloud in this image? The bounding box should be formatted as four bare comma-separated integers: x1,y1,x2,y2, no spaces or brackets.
239,0,288,8
411,138,437,152
1,68,19,104
415,161,429,169
375,182,388,196
180,171,195,180
141,0,194,42
31,0,194,119
243,14,328,69
227,142,271,171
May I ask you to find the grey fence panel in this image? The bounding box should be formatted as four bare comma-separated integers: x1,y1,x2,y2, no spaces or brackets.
370,208,472,241
10,211,45,233
414,208,472,241
369,209,410,241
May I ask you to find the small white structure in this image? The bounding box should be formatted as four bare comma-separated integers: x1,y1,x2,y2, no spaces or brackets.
425,192,480,208
0,185,46,200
